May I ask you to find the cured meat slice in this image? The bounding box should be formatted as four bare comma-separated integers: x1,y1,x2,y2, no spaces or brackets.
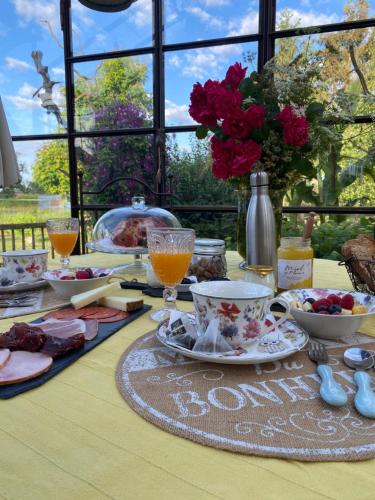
83,319,98,340
79,306,119,320
0,351,52,385
38,318,86,337
43,308,83,321
40,333,85,358
98,311,129,323
0,323,47,352
0,349,10,368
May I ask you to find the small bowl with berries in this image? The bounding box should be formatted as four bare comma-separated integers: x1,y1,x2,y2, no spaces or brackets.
43,267,114,298
277,288,375,339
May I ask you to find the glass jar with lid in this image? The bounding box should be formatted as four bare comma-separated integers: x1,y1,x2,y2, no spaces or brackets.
188,238,227,282
277,237,313,292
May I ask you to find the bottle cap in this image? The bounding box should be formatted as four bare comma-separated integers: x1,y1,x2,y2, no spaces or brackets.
250,171,269,187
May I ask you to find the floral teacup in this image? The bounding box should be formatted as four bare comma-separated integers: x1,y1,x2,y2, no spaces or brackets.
189,280,290,347
1,249,48,283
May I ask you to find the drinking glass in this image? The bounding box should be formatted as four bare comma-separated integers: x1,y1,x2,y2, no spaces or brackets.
46,218,79,269
147,227,195,322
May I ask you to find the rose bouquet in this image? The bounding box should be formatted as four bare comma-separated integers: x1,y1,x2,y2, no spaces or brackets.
188,61,326,252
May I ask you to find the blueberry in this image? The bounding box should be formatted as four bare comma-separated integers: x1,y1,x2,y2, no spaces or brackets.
99,273,108,277
328,304,342,314
305,298,315,304
318,305,328,312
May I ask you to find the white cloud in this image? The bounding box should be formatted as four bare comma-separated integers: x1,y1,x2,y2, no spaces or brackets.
183,51,218,80
71,0,95,27
165,100,194,125
169,55,181,68
6,95,39,110
18,82,37,97
209,44,242,58
166,12,178,23
95,32,107,44
201,0,230,6
130,0,152,28
185,6,224,29
13,0,60,31
277,9,338,27
227,11,259,37
52,66,65,76
5,57,32,71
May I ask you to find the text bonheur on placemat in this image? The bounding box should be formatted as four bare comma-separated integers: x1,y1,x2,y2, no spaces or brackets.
117,332,375,462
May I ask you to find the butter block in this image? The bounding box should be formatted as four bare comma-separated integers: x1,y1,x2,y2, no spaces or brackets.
98,295,144,312
71,282,121,309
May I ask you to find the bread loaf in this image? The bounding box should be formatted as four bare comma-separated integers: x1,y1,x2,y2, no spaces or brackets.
342,234,375,292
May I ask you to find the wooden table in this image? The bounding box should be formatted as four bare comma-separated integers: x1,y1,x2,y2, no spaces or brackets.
0,252,374,500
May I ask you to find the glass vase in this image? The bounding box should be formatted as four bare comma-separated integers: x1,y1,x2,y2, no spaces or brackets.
236,186,251,261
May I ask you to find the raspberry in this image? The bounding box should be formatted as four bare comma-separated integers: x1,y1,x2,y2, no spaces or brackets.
312,298,332,312
75,270,90,280
327,294,341,305
60,276,75,280
340,294,354,310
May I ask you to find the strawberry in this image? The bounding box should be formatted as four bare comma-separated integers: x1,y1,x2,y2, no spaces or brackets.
340,293,354,310
75,270,90,280
60,276,75,280
327,294,341,305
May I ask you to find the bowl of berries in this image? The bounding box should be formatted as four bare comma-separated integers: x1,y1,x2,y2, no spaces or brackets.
43,267,114,298
277,288,375,339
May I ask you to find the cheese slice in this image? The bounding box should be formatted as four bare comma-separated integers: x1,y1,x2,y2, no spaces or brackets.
71,282,121,309
98,295,144,312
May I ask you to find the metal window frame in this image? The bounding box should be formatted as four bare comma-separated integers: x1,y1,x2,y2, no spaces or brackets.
11,0,375,250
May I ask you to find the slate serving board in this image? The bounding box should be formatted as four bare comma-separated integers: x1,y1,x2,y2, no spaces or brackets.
0,304,151,399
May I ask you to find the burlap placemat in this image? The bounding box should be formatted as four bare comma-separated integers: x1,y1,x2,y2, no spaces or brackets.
0,285,69,319
116,331,375,462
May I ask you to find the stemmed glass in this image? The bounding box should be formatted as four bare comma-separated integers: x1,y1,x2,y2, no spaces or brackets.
147,227,195,322
46,218,79,269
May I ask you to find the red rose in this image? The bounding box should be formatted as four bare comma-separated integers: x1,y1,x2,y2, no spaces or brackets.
276,106,295,126
189,81,218,127
283,117,309,147
212,159,231,180
245,104,265,128
211,136,236,161
222,109,252,140
212,87,243,119
223,62,247,90
231,140,262,176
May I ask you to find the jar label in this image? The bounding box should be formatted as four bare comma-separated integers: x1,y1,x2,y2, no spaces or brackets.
277,259,312,289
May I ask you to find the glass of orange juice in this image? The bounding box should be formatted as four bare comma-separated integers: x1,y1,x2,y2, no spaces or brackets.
46,218,79,269
147,227,195,322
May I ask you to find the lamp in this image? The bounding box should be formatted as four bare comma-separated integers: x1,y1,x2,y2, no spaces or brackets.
77,0,137,12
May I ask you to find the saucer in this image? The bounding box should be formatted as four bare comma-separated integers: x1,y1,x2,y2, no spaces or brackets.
156,319,309,365
0,279,47,294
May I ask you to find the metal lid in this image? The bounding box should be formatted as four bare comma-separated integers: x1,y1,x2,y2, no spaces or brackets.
194,238,225,255
250,171,269,187
195,238,225,247
243,265,274,277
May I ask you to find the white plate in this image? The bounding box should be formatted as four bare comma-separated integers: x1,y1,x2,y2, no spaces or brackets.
86,238,148,255
0,279,48,293
156,319,308,365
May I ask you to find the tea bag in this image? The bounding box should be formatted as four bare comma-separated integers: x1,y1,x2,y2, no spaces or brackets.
165,310,197,350
192,318,232,354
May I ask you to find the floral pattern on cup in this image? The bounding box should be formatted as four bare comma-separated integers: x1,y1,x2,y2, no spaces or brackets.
190,281,290,347
1,250,48,283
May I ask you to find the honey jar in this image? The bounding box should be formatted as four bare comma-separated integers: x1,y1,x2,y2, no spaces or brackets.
277,237,313,292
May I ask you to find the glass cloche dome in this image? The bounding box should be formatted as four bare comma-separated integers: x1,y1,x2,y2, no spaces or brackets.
87,196,181,273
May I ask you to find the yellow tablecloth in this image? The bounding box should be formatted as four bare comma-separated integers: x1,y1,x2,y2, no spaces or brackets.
1,252,375,500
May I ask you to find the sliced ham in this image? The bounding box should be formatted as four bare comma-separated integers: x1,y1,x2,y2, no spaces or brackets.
83,319,98,340
38,318,86,337
0,349,10,368
0,351,52,385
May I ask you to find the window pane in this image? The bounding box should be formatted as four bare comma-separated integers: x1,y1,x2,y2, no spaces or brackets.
165,42,258,126
275,29,375,115
71,0,152,55
0,139,70,226
74,56,153,131
276,1,375,29
282,214,374,261
77,135,154,205
0,0,66,136
165,0,259,44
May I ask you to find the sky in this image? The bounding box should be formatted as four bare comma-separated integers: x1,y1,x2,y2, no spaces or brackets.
0,0,374,181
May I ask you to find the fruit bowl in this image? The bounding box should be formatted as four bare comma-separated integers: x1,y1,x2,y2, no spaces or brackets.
277,288,375,340
43,268,114,299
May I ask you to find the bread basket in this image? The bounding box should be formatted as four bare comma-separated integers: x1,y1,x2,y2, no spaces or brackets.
340,257,375,295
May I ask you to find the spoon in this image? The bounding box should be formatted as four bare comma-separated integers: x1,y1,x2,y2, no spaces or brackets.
343,348,375,419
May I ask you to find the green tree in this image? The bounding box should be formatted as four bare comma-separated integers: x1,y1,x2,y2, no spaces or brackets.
32,140,69,195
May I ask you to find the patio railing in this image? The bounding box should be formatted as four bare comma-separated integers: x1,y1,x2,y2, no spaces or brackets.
0,222,55,258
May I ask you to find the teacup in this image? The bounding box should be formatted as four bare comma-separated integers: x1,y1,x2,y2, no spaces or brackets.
1,249,48,283
189,280,290,346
